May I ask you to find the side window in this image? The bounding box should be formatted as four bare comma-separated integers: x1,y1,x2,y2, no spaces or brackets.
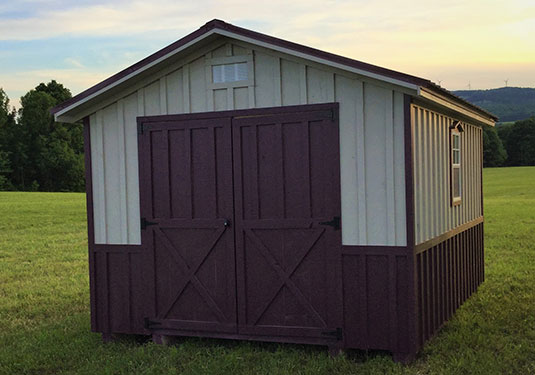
450,121,463,205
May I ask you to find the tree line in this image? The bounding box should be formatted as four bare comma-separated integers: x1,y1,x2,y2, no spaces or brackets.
483,117,535,167
0,81,84,191
0,80,533,192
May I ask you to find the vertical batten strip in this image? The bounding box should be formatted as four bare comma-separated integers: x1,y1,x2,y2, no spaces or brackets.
274,57,282,106
159,77,167,115
116,100,128,243
394,92,406,245
205,52,214,111
420,108,426,244
94,111,107,243
437,115,443,236
248,50,256,108
428,113,433,240
183,64,190,113
433,113,441,237
299,65,307,104
356,81,367,243
385,91,395,245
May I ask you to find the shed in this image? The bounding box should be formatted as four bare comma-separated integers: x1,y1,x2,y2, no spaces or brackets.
52,19,496,361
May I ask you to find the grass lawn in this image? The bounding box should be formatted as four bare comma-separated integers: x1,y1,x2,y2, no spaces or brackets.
1,167,534,374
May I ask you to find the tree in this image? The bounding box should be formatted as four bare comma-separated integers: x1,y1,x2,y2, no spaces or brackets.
15,81,84,191
482,125,507,167
0,88,17,190
503,117,535,166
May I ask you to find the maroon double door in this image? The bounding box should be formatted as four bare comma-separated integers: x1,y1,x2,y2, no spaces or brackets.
138,103,343,344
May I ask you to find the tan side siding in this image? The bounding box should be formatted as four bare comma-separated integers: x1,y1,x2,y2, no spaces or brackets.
413,104,483,245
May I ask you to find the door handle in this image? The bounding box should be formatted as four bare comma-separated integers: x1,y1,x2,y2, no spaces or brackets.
223,219,231,228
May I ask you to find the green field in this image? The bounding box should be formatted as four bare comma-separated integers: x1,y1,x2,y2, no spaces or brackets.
1,167,534,374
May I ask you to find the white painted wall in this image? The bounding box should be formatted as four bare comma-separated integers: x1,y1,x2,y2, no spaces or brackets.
88,38,407,246
412,103,483,245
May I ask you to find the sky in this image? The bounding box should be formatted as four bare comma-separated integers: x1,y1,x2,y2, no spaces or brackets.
1,0,534,109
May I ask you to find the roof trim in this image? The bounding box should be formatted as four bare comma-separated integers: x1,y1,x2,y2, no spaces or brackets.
51,19,497,123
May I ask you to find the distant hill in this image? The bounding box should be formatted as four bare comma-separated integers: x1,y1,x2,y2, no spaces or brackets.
452,87,535,123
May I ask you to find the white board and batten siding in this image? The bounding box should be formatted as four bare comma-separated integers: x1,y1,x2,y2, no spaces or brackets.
89,39,407,246
412,103,483,245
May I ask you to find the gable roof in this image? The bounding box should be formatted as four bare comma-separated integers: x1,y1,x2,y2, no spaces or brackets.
51,19,497,124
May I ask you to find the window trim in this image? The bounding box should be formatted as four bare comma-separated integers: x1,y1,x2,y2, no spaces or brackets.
206,54,254,89
450,121,463,206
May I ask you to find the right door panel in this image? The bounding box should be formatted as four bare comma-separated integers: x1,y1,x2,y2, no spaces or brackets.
232,105,343,340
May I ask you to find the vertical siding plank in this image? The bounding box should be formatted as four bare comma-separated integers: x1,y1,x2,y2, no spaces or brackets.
184,129,192,218
418,108,425,244
143,81,160,116
336,75,359,245
356,81,367,243
124,93,140,244
254,52,278,107
359,255,369,348
159,77,167,115
116,100,128,243
364,84,388,244
385,91,395,245
388,255,398,352
189,57,207,112
280,59,301,106
91,113,106,243
166,68,183,114
300,64,307,104
393,92,406,245
274,57,282,106
248,50,256,108
182,64,190,113
205,52,214,111
433,113,439,239
227,88,234,110
102,105,123,243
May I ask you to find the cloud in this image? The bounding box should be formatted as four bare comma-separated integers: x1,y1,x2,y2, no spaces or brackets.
0,0,533,108
64,58,84,68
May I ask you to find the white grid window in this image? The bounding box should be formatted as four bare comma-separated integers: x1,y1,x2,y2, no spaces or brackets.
212,62,248,83
451,131,461,204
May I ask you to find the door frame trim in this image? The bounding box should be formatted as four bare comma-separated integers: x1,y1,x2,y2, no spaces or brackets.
136,102,339,126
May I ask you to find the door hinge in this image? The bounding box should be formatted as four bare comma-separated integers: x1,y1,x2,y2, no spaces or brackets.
319,216,340,230
143,317,162,330
141,218,158,230
331,108,338,122
321,327,343,341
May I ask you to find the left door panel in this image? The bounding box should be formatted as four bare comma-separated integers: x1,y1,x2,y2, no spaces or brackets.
138,117,237,333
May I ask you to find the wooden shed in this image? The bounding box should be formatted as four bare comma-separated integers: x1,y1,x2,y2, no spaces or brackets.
51,20,496,361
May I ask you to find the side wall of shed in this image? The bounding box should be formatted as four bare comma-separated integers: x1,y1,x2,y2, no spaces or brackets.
412,103,483,245
88,37,407,246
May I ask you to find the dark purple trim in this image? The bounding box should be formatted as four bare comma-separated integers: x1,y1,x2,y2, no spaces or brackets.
404,95,415,251
83,117,97,331
414,216,484,254
51,19,496,121
341,246,410,256
137,102,337,124
403,94,419,356
92,244,142,253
